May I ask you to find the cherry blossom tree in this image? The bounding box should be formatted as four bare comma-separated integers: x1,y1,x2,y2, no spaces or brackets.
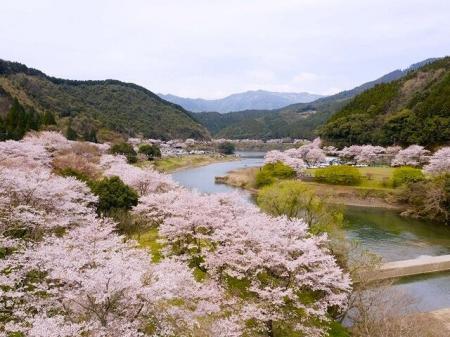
1,132,351,337
338,145,362,164
391,145,430,167
424,147,450,175
264,138,326,171
264,150,306,173
134,190,351,336
354,145,385,165
100,154,178,195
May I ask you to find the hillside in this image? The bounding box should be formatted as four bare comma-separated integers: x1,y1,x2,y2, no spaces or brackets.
159,90,324,113
193,58,438,140
0,59,210,140
320,57,450,147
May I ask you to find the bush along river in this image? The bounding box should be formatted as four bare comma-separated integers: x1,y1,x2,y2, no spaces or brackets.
171,152,450,313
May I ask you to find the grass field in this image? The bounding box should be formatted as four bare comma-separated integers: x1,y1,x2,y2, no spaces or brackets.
307,166,396,189
152,154,237,173
133,227,163,263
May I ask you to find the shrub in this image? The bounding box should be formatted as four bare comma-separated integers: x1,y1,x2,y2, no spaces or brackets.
66,124,77,140
257,180,343,234
392,166,425,187
255,162,296,187
90,176,138,214
314,165,362,186
110,142,137,163
397,174,450,223
52,153,100,180
57,167,91,183
255,170,275,187
138,144,161,160
218,142,235,155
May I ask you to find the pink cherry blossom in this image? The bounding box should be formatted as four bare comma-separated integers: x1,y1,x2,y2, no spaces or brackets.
424,147,450,175
391,145,430,167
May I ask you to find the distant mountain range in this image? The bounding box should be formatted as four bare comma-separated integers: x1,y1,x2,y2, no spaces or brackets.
158,90,324,113
192,58,441,140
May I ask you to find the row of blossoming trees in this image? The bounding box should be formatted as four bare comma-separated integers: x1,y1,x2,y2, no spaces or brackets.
0,132,351,336
264,138,450,175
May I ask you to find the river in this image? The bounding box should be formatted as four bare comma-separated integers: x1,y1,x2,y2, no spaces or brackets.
171,152,450,312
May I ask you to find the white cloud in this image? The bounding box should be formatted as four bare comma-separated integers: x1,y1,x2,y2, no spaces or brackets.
0,0,449,98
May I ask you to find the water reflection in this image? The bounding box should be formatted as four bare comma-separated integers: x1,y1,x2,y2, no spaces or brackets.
344,206,450,262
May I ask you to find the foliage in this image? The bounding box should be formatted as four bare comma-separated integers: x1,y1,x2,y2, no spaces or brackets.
392,166,425,187
0,98,56,140
255,162,296,187
314,165,362,186
0,59,210,140
398,174,450,224
110,142,137,163
257,180,344,235
57,167,91,183
138,143,161,160
217,141,235,154
320,57,450,147
65,122,77,140
89,176,139,214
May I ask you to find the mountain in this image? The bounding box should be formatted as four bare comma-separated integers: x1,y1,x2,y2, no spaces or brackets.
320,57,450,147
159,90,324,113
0,59,209,140
192,58,440,140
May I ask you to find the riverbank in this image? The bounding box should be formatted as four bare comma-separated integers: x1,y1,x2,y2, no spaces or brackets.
216,166,403,209
150,154,238,173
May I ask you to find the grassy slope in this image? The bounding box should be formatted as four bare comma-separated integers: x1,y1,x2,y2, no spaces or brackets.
0,59,210,140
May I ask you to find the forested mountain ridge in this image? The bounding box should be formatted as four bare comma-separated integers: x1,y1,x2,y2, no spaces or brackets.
319,57,450,147
192,58,438,140
0,59,210,140
159,90,324,113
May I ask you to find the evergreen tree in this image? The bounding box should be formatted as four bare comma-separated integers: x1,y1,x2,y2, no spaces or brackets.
42,110,56,125
82,129,98,143
88,129,97,143
0,117,6,141
27,108,41,131
66,123,78,140
5,98,27,140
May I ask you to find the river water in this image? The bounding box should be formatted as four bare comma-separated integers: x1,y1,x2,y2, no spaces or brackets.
171,152,450,312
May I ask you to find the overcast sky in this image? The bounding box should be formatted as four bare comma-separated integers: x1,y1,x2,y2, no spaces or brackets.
1,0,450,99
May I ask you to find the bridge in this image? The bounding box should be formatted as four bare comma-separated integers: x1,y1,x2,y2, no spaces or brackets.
360,254,450,282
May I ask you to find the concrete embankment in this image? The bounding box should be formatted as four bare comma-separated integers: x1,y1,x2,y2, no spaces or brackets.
362,254,450,281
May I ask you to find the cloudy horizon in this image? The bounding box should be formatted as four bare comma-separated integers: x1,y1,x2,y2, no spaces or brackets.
1,0,450,99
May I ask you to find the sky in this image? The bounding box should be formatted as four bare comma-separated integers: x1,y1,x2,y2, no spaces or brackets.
1,0,450,99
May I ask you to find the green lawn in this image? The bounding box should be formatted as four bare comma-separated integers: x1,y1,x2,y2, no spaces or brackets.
152,154,236,172
133,227,163,263
307,166,395,189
